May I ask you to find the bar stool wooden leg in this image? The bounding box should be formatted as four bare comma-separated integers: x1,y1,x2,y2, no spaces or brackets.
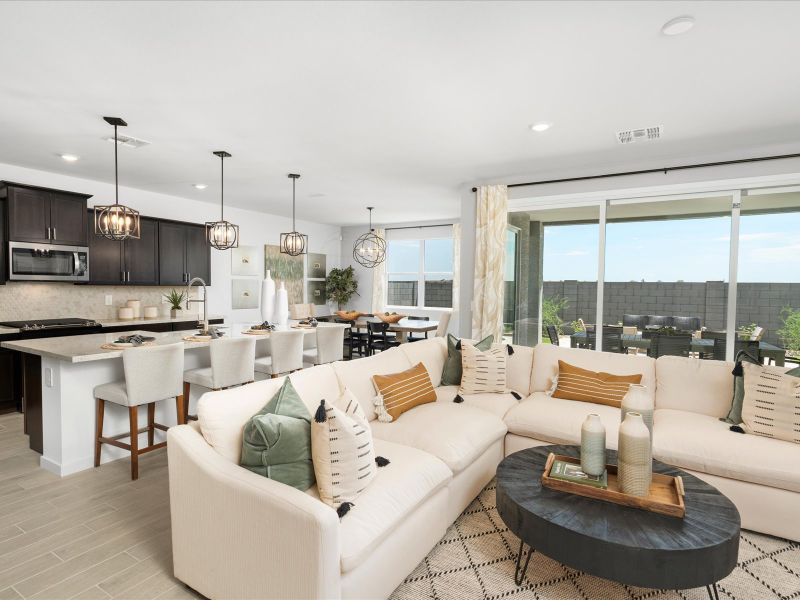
183,381,191,423
94,398,105,467
176,394,186,426
129,406,139,481
147,403,155,446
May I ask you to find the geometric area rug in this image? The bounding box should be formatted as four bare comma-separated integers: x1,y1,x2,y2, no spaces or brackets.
390,480,800,600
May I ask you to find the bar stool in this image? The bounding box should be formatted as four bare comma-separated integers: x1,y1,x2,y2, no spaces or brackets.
254,330,304,377
94,342,185,481
302,324,344,366
183,337,256,421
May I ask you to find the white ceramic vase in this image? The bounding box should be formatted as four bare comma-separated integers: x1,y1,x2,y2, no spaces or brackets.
621,384,654,442
580,414,606,477
274,282,289,328
261,270,276,323
617,412,652,497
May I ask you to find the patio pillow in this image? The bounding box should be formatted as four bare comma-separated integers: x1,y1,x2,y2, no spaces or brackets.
239,378,314,491
441,333,493,386
552,360,642,408
740,362,800,444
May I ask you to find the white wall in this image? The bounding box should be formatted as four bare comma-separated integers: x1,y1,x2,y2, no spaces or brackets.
0,162,342,324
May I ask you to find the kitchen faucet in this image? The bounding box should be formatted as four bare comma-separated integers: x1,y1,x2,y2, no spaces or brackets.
185,277,209,333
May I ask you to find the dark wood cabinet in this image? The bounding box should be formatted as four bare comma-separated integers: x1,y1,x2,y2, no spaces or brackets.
2,182,90,246
87,222,123,284
0,348,16,414
88,215,159,285
158,221,211,286
0,198,6,285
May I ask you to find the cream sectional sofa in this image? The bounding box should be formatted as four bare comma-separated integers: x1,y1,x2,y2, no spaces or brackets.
167,337,800,600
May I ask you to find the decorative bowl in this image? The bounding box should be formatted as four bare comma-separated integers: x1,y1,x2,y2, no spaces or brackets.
376,312,405,324
336,310,362,321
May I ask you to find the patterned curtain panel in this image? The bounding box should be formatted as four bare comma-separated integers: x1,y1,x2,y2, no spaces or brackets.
471,185,508,340
452,222,461,320
371,228,388,313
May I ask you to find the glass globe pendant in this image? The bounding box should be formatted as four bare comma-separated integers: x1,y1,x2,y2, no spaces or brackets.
280,173,308,256
94,117,140,241
353,207,386,268
205,151,239,250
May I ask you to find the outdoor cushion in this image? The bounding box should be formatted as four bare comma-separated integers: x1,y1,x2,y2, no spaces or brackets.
398,337,447,384
504,391,622,449
655,355,734,417
653,408,800,493
337,438,452,572
434,385,518,418
370,402,507,474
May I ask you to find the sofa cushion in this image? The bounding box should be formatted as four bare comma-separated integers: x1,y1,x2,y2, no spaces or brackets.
505,391,622,449
507,344,534,396
653,408,800,493
552,360,642,408
338,438,451,572
399,337,447,384
741,362,800,445
435,385,518,419
289,364,343,415
459,342,508,394
655,355,735,417
372,362,437,423
370,403,507,473
333,348,412,421
532,344,655,395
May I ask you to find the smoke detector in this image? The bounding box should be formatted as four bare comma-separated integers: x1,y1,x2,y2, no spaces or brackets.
616,125,663,144
104,134,151,149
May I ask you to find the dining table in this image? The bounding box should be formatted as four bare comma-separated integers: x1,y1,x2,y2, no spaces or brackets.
352,317,439,343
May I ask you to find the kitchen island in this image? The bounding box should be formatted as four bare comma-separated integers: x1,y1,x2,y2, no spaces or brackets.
0,324,324,476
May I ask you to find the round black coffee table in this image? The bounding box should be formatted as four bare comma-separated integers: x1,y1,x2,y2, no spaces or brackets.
496,445,740,599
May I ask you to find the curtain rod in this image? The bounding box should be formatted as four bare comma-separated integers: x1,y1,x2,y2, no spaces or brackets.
470,152,800,193
385,223,454,232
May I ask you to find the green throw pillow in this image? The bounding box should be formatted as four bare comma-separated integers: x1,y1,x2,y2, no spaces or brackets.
441,334,493,386
240,379,315,491
722,351,800,425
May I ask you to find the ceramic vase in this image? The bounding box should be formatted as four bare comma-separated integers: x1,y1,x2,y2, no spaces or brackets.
274,282,289,328
580,414,606,477
621,384,654,443
261,270,276,323
617,412,652,497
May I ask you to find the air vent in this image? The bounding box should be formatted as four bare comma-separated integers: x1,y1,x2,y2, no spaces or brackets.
104,135,151,149
616,125,663,144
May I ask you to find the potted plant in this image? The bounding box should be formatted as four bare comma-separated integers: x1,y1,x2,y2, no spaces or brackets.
163,289,187,318
325,266,359,310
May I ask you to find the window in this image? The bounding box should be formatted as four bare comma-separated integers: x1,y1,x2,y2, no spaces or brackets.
386,226,454,308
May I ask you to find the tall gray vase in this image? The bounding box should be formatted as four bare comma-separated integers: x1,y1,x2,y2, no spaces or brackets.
617,412,652,497
580,414,606,477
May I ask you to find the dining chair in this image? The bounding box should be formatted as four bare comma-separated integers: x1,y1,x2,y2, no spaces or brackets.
406,315,430,342
335,317,365,359
183,337,257,421
94,342,185,480
367,321,400,356
546,325,560,346
303,324,344,366
434,312,451,337
647,333,692,358
254,330,305,377
290,303,314,320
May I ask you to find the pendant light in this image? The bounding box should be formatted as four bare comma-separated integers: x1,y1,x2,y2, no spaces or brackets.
279,173,308,256
353,207,386,268
94,117,140,241
205,151,239,250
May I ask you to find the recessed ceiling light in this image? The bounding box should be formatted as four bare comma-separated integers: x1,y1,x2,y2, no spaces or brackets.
661,15,695,36
193,183,208,190
60,154,79,162
530,122,551,133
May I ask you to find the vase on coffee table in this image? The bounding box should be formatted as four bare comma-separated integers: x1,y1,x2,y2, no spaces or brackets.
621,384,653,441
580,414,606,477
618,412,652,497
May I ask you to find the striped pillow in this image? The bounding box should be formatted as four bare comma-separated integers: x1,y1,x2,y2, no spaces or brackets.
741,362,800,444
552,360,642,407
372,362,436,423
459,342,507,394
311,388,378,513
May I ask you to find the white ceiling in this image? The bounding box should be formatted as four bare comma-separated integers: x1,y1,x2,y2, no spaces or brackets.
1,1,800,226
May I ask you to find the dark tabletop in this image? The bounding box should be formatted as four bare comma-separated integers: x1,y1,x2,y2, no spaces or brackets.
496,445,741,590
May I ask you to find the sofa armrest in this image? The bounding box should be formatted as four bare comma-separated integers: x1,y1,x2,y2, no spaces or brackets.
167,425,341,599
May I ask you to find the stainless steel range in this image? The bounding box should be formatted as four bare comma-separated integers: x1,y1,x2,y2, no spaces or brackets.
0,318,101,333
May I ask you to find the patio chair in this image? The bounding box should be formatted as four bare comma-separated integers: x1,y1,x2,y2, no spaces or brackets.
586,327,623,353
645,315,674,328
546,325,560,346
648,333,692,358
622,314,645,329
672,316,701,332
701,331,760,362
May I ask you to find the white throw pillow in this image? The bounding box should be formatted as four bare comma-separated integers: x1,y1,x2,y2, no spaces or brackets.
741,362,800,445
459,342,508,395
311,388,383,516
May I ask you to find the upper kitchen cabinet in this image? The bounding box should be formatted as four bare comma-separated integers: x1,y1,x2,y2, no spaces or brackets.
1,182,90,246
87,213,159,285
158,221,211,286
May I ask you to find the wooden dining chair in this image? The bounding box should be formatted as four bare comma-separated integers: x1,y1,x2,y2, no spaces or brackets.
367,321,400,356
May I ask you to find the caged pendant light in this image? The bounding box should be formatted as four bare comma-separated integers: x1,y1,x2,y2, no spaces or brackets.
279,173,308,256
205,151,239,250
353,207,386,268
94,117,140,241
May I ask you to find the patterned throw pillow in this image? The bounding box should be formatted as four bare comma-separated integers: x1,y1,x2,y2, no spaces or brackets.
311,389,385,516
459,342,508,394
741,362,800,445
551,360,642,408
372,362,437,423
441,334,493,386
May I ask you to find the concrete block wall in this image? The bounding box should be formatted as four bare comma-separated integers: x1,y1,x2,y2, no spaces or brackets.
387,280,453,308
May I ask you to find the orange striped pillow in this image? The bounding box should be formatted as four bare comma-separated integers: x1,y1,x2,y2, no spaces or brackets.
552,360,642,408
372,362,437,422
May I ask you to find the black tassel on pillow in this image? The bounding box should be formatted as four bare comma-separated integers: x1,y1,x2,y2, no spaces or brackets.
453,395,464,403
510,391,522,400
731,362,743,377
730,425,745,434
337,502,354,518
507,344,514,355
455,339,462,350
314,400,327,423
375,456,390,467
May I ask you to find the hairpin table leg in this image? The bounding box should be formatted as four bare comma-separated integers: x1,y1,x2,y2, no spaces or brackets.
514,539,535,586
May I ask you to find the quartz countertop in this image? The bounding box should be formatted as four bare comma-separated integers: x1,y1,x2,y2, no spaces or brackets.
0,326,20,337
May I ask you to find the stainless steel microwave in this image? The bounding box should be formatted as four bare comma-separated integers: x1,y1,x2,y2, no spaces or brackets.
8,242,89,282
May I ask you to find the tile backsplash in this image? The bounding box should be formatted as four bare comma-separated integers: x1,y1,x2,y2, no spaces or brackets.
0,282,191,321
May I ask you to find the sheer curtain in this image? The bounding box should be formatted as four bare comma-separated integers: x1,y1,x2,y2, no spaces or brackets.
471,185,508,340
371,228,387,314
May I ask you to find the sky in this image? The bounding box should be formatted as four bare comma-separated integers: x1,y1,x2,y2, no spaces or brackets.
387,238,454,279
543,212,800,283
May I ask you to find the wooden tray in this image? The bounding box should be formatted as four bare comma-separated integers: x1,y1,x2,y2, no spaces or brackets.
242,329,272,335
541,453,685,518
